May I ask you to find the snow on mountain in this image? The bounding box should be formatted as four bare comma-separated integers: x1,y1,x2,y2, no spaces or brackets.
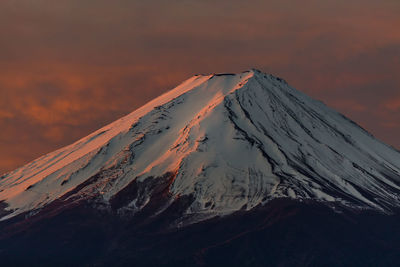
1,69,400,222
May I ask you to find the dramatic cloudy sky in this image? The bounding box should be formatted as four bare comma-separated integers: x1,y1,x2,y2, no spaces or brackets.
1,0,399,174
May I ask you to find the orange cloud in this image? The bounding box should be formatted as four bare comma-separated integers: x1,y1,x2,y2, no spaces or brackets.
0,0,399,174
385,99,400,111
0,110,14,120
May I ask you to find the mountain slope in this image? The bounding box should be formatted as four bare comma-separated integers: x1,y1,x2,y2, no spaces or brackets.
2,199,400,267
1,69,400,223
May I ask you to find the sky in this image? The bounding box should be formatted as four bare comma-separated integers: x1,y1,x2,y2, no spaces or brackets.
0,0,399,174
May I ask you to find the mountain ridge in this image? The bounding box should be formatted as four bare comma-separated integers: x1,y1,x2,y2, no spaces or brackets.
1,69,400,223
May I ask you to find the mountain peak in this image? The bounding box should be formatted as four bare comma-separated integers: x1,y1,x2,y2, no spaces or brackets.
1,70,400,222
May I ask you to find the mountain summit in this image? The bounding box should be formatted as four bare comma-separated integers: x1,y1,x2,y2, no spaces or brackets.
1,69,400,223
2,69,400,266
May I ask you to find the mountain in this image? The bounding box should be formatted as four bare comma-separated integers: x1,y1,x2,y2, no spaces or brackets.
1,69,400,266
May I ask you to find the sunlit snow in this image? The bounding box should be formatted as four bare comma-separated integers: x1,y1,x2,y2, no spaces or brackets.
1,69,400,221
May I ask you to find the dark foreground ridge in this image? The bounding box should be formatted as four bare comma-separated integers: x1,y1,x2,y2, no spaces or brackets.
0,198,399,266
1,70,400,266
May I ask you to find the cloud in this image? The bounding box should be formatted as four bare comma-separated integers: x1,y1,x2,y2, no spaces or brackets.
385,98,400,111
0,110,14,120
0,0,399,173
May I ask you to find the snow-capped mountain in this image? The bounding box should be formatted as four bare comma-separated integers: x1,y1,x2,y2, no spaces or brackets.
1,69,400,223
